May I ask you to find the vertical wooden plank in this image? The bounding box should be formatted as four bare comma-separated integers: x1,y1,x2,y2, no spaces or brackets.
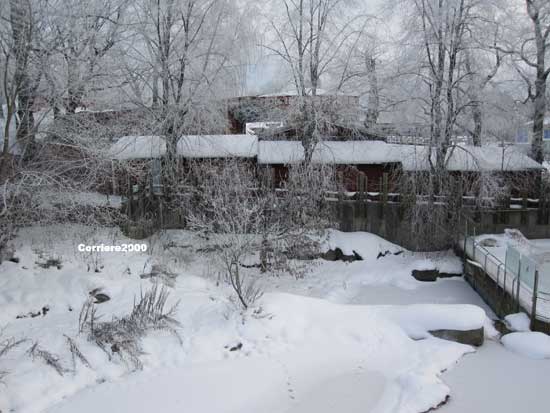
338,171,344,225
363,176,368,219
359,174,366,221
382,173,389,205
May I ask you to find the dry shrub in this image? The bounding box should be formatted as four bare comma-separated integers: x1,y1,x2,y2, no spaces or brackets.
79,285,180,370
0,334,26,382
27,342,67,376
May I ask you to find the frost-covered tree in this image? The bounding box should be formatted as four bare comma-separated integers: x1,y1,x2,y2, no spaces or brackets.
263,0,369,162
498,0,550,163
123,0,253,192
48,0,129,114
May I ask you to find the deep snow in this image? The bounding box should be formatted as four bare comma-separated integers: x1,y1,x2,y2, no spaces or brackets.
1,226,549,413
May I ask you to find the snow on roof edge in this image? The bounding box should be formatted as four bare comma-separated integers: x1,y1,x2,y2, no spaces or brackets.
109,136,543,172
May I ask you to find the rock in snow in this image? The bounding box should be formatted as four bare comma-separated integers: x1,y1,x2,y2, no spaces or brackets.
501,332,550,359
504,313,531,332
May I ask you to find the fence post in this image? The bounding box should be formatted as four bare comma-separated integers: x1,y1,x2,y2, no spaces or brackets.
359,174,366,217
338,171,344,223
463,218,468,256
503,251,507,305
530,270,539,331
382,173,389,205
356,174,362,221
363,175,369,219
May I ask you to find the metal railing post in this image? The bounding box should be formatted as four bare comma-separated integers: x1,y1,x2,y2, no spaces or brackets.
516,257,522,312
531,270,539,330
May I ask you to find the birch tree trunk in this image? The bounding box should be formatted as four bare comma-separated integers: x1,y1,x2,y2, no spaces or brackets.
526,0,549,163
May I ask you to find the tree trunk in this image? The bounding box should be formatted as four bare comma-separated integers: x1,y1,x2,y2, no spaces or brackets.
527,0,549,164
531,63,547,164
464,51,483,146
365,56,379,128
10,0,37,161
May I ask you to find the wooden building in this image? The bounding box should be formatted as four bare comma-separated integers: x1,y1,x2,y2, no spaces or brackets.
108,136,544,199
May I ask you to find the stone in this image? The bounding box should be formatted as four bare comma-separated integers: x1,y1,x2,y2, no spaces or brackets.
93,293,111,304
89,288,110,304
226,342,243,352
321,248,362,262
411,269,439,282
479,238,498,247
16,305,49,319
429,327,484,347
377,250,404,259
438,272,462,279
321,249,339,261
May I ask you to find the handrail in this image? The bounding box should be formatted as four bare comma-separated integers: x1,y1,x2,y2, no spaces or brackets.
462,229,549,323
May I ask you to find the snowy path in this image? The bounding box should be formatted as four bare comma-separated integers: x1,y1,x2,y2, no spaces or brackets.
46,353,388,413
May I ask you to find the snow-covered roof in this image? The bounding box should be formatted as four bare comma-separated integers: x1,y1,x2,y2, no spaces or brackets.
109,135,167,160
110,136,542,171
258,140,543,171
110,135,257,160
177,135,257,158
258,141,401,165
398,144,543,172
259,88,358,98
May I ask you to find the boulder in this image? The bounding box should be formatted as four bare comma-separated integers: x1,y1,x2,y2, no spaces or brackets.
430,327,484,347
438,272,462,279
322,248,363,262
479,238,498,247
412,269,439,282
412,269,461,281
89,288,111,304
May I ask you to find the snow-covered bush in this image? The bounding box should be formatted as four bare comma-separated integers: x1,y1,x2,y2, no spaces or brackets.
186,161,264,309
78,285,180,370
186,160,338,307
258,162,338,277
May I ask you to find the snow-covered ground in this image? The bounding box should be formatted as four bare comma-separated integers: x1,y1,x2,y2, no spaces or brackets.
1,227,549,413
